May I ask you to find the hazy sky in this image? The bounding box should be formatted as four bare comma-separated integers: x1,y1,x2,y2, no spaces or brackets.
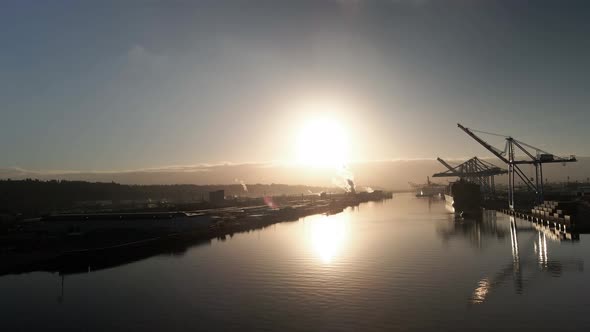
1,0,589,172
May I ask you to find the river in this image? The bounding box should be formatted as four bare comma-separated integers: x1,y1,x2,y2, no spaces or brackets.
2,193,590,331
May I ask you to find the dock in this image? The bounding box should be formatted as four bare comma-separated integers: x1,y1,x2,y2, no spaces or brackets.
496,200,581,240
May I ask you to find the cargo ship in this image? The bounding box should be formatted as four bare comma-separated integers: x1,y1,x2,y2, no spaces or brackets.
411,176,446,197
444,180,482,217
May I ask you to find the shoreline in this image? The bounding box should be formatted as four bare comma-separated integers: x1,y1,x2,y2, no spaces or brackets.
1,192,392,276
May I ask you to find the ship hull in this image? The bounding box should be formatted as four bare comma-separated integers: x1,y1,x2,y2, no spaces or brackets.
445,181,482,217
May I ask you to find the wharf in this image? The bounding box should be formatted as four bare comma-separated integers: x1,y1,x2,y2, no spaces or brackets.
496,208,580,241
494,199,589,234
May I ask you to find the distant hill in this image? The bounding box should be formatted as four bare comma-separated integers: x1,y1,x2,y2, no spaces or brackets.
2,157,588,190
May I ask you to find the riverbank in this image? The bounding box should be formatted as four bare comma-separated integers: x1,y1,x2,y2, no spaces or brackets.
0,191,392,275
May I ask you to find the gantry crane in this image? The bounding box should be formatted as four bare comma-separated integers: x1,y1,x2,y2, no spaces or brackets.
457,123,576,210
433,157,507,198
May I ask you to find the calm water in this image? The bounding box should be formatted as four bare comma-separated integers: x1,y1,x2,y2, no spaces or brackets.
2,193,590,331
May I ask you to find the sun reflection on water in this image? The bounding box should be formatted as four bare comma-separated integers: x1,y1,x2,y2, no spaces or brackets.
306,214,350,264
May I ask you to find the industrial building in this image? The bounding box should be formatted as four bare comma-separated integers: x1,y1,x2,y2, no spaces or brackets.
208,190,225,204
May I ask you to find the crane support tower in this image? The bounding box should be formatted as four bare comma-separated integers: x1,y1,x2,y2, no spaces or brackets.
457,123,576,210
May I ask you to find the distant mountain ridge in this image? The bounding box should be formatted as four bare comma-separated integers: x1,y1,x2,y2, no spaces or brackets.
1,157,589,191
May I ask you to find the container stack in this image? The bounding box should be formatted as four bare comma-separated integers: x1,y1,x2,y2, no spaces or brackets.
531,200,575,227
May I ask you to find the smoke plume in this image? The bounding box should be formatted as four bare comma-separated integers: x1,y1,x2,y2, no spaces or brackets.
332,165,356,193
234,178,248,192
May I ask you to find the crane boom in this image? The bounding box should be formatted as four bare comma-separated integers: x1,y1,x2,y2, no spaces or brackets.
457,123,576,209
436,157,455,171
457,123,509,163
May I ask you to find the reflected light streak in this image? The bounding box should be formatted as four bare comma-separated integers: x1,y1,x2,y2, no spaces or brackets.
471,278,491,304
509,217,519,264
538,231,548,267
307,214,350,264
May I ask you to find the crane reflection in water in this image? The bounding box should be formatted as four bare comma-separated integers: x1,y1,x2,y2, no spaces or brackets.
467,215,584,305
437,211,583,304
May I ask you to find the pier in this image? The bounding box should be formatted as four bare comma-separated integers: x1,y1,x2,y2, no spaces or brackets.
495,206,579,241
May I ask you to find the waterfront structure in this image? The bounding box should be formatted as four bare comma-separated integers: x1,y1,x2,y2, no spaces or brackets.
457,123,576,210
409,176,446,197
32,212,212,236
433,157,507,199
208,190,225,204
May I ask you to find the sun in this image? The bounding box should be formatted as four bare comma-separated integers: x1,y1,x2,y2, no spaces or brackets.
296,117,350,168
